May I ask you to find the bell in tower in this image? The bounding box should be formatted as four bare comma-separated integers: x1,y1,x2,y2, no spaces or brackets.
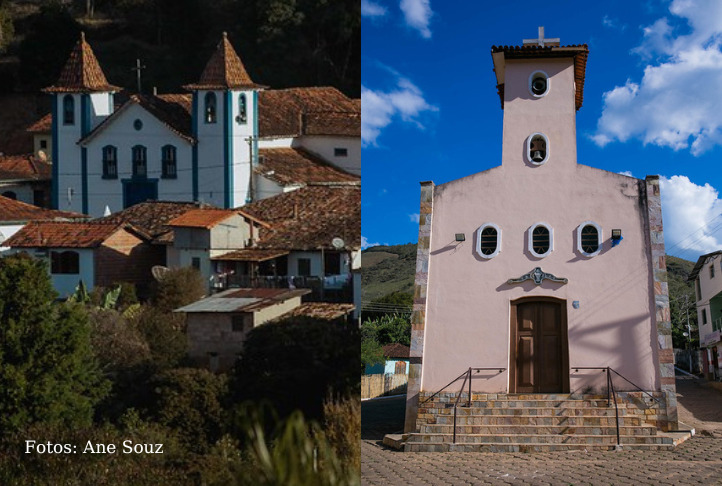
529,134,547,163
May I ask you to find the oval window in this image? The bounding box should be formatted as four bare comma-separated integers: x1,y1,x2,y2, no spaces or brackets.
577,222,602,257
529,71,550,97
475,223,501,259
527,133,549,165
529,223,553,257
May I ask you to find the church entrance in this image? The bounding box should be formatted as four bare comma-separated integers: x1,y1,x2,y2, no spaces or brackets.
123,179,158,209
509,297,569,393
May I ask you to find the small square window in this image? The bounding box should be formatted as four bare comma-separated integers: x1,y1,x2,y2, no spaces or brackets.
711,265,715,279
40,139,48,149
334,148,348,157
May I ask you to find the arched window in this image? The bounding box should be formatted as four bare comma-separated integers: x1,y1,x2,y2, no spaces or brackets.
238,94,247,124
102,145,117,179
528,222,553,257
527,133,549,165
475,223,501,259
577,221,602,257
205,92,217,124
529,70,550,97
63,95,75,125
132,145,147,178
162,145,177,178
51,250,80,274
1,191,16,200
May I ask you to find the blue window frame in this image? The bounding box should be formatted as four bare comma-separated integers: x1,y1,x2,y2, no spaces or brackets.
161,145,177,178
132,145,147,178
63,95,75,125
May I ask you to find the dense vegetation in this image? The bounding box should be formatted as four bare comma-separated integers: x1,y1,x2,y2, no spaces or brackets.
0,254,360,484
0,0,360,96
361,244,416,302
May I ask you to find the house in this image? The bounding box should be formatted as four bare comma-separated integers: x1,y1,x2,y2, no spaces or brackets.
0,154,52,207
177,287,310,371
365,343,410,375
3,220,159,297
177,287,353,371
211,184,361,311
0,195,86,251
404,29,677,444
42,32,359,217
688,251,722,380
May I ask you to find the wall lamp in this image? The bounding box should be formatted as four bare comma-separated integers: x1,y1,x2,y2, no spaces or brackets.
455,233,465,242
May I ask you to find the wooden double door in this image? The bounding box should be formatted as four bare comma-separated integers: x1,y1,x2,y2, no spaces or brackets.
510,297,569,393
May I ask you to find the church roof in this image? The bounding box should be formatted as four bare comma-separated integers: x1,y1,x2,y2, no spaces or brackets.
490,44,589,110
183,33,263,91
79,94,195,145
238,184,360,251
4,221,142,248
255,147,359,187
0,154,51,182
258,87,360,137
43,33,120,94
0,196,86,223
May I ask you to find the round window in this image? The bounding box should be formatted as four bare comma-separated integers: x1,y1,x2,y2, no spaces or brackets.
529,71,550,97
133,119,143,131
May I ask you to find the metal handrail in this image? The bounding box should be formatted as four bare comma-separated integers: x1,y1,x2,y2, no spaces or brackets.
418,367,506,444
571,366,664,449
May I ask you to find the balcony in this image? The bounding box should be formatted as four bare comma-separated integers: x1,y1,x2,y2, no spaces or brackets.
213,273,352,303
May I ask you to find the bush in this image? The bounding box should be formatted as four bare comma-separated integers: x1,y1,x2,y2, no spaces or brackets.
322,396,361,475
152,267,205,313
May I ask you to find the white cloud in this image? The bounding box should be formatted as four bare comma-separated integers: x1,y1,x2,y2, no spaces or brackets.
362,0,387,17
362,236,385,249
399,0,433,38
361,74,437,146
594,0,722,155
602,15,626,31
660,175,722,256
409,213,420,223
618,170,634,177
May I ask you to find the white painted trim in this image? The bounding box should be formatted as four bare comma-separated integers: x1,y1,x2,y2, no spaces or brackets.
475,222,501,259
528,222,553,258
526,132,549,166
528,70,550,98
577,221,603,257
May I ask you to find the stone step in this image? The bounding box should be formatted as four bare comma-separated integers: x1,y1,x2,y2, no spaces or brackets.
423,399,620,409
425,406,636,417
418,424,657,436
405,433,672,445
427,414,644,427
404,442,674,453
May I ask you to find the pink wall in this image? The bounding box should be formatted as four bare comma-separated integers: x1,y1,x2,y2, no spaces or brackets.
420,58,660,395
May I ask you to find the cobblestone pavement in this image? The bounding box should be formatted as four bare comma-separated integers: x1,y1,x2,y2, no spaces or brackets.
361,376,722,485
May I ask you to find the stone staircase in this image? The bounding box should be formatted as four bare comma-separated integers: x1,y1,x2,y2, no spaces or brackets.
404,393,676,452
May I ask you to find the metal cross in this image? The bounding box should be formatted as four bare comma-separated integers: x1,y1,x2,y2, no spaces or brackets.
523,26,560,47
131,58,146,93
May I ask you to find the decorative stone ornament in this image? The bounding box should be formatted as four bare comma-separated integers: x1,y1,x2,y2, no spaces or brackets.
507,267,568,286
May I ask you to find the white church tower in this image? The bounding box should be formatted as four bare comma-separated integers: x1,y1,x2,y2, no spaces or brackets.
43,32,118,214
183,32,264,208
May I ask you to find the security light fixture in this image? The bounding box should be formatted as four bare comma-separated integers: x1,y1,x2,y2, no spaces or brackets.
611,229,622,240
455,233,465,242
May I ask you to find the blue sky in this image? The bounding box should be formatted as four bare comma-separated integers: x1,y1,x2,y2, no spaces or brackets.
361,0,722,262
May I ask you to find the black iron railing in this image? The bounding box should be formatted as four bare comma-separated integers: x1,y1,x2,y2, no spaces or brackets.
571,366,664,449
420,367,506,444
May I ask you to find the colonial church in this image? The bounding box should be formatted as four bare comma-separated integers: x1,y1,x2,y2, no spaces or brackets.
43,33,359,217
403,29,679,451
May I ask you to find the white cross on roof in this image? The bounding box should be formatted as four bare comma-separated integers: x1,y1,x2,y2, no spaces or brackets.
523,26,560,47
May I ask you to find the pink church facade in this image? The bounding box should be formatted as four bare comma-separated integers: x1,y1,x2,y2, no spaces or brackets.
405,37,677,433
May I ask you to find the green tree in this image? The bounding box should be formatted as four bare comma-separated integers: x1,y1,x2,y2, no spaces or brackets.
152,266,205,313
362,314,411,347
0,254,107,436
229,317,359,422
0,5,13,54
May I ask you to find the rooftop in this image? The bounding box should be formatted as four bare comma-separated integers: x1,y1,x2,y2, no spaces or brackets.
43,32,120,94
183,33,262,91
278,302,355,321
383,343,410,359
238,184,360,251
0,196,86,223
4,221,139,248
175,287,310,313
256,147,359,186
167,208,240,229
0,154,51,182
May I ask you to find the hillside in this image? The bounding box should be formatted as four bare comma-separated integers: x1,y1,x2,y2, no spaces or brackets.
361,243,416,302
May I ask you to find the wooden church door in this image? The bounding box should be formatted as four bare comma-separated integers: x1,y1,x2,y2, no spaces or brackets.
510,298,569,393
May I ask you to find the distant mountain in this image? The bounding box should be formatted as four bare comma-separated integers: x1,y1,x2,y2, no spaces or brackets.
361,243,416,302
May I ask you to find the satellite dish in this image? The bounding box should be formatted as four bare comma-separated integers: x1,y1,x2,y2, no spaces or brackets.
152,265,170,281
332,237,345,249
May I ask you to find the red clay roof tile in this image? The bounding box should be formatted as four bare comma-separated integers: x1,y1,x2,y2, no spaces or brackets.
0,196,86,223
4,221,128,248
183,33,262,91
43,33,120,93
0,154,51,182
256,148,359,186
167,208,239,229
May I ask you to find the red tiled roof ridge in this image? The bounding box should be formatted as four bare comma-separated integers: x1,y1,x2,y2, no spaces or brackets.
183,33,264,91
43,32,120,93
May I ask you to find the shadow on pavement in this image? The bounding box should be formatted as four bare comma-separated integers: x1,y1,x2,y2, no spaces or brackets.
676,373,722,436
361,395,406,441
